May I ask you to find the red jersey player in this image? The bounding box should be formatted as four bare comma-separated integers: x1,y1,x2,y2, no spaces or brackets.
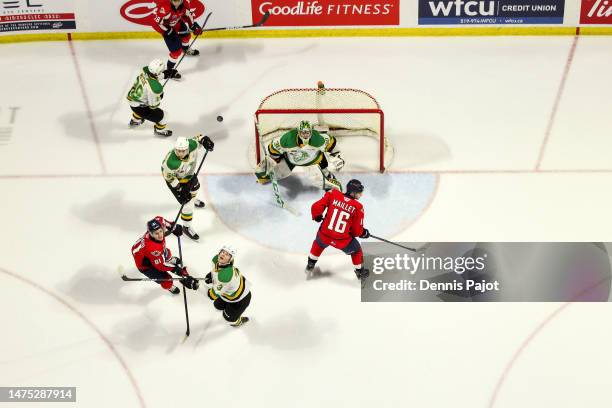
306,179,370,281
131,216,199,294
152,0,204,80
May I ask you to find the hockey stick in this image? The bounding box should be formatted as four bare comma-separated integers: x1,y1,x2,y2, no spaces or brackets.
171,144,211,227
177,235,190,338
162,11,213,87
199,11,270,33
369,234,419,252
120,274,207,282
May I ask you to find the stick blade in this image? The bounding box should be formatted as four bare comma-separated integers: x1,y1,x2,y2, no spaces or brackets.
257,11,270,26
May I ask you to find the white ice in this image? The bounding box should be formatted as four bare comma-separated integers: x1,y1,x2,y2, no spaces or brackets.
1,34,612,408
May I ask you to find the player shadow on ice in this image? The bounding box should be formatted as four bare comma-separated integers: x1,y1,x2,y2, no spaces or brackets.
179,42,266,77
58,106,231,146
72,190,176,233
164,110,235,142
217,174,319,200
110,310,197,353
60,265,161,306
193,308,331,352
263,255,358,290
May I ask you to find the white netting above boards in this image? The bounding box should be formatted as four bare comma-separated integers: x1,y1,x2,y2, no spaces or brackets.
250,87,393,173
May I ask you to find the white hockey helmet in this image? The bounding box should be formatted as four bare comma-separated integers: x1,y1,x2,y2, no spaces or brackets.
175,136,189,151
147,59,165,77
219,245,237,259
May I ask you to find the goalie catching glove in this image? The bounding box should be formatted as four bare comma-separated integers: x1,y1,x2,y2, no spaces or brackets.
326,151,345,172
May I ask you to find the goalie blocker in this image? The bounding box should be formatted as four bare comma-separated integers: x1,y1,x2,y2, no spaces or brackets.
255,120,344,192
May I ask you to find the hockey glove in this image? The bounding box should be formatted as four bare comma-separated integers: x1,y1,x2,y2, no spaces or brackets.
359,229,370,239
172,265,188,276
191,22,202,35
189,177,200,192
204,272,213,285
171,223,183,237
314,215,324,223
178,186,192,204
168,256,182,267
199,135,214,151
180,275,199,290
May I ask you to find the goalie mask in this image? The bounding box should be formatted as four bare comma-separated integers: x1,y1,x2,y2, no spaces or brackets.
298,120,313,141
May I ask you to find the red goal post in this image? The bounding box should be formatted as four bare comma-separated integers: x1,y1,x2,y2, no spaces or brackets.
254,87,387,173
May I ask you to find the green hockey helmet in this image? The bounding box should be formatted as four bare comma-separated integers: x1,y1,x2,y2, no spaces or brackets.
298,120,312,140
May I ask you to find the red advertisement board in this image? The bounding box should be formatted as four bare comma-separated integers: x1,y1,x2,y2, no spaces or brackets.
120,0,205,27
251,0,400,26
580,0,612,24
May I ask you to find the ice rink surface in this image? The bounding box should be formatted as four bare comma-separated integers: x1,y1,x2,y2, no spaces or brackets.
1,34,612,407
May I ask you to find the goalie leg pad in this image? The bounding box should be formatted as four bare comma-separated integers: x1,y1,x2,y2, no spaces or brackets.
322,175,342,192
273,159,293,180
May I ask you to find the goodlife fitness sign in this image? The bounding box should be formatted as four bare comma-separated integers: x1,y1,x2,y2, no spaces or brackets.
251,0,400,26
580,0,612,24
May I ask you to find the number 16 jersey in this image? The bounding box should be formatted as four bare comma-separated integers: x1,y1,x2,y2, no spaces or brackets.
311,189,365,246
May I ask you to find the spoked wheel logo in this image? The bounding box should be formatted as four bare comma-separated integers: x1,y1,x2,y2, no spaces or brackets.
120,0,205,26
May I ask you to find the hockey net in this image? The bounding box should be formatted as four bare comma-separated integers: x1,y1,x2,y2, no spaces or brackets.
253,87,391,173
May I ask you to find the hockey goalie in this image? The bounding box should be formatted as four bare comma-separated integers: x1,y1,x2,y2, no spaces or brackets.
254,120,345,191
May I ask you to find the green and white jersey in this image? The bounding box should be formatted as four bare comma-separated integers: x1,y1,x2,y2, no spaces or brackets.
268,129,335,167
207,255,251,303
161,138,200,188
126,67,163,109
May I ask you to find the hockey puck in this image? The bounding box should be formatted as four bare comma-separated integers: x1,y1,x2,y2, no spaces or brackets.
217,115,224,122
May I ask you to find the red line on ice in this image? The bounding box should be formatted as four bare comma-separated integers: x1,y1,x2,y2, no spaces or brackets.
67,33,107,174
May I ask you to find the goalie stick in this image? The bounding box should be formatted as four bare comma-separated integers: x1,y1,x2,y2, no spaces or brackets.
256,121,300,216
